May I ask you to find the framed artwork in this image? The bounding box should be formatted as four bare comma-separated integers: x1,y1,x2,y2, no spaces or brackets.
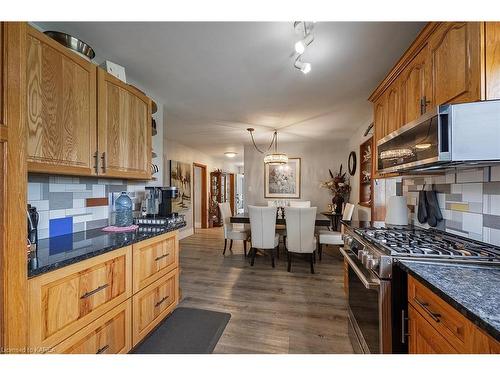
169,160,191,212
264,158,301,199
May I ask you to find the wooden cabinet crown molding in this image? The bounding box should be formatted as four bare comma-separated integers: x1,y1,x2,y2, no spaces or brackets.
368,22,440,103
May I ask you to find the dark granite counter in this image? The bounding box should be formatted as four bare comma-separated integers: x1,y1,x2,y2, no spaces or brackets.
28,223,186,278
340,220,416,230
397,260,500,341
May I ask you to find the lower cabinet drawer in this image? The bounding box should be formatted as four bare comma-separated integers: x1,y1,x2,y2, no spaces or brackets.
409,306,458,354
51,300,132,354
28,246,132,349
132,268,179,346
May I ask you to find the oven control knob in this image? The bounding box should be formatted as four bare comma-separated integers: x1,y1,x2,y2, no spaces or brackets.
367,257,379,270
362,254,372,267
357,250,366,261
344,235,353,246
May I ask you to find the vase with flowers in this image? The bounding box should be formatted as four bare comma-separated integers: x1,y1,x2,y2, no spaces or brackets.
320,164,351,214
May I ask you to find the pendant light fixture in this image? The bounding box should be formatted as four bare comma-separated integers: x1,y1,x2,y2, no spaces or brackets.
247,128,288,165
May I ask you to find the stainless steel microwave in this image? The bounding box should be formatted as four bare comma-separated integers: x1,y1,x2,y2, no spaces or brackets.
377,100,500,174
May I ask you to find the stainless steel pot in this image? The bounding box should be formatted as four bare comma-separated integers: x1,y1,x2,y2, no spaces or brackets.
44,31,95,61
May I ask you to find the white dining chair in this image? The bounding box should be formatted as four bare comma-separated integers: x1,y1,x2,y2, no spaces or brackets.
219,202,250,257
289,201,311,208
285,207,318,273
318,202,355,260
248,205,280,268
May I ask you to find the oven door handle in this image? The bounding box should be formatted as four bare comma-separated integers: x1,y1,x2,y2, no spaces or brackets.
340,247,380,290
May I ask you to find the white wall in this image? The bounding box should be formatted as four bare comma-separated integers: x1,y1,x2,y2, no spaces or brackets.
164,139,238,238
244,141,350,211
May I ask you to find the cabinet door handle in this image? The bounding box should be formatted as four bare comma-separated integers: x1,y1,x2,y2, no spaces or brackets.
80,283,109,299
155,253,169,261
414,297,441,322
155,296,169,308
420,96,431,115
101,152,107,173
93,151,99,174
96,344,109,354
401,309,409,344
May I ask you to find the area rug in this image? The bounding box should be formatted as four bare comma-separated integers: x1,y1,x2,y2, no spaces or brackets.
132,307,231,354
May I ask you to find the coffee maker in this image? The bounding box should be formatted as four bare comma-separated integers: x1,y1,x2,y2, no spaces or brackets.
140,186,181,222
27,204,39,249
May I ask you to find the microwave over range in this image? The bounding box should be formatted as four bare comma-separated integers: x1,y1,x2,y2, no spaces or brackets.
377,100,500,174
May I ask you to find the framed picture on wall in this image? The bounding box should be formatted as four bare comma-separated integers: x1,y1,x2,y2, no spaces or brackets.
264,158,301,199
169,160,192,212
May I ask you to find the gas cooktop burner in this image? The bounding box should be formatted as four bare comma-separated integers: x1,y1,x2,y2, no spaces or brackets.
354,227,500,262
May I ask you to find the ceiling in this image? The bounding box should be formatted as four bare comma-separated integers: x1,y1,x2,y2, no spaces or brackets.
36,22,425,165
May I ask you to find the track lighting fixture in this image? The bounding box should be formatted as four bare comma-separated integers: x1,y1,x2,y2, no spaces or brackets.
293,21,315,74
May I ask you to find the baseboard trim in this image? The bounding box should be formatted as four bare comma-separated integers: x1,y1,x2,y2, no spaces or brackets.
179,227,194,240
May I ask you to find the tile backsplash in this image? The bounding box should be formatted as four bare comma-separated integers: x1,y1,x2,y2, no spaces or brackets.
402,165,500,246
28,174,147,239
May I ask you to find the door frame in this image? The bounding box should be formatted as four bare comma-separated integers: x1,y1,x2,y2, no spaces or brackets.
192,163,208,229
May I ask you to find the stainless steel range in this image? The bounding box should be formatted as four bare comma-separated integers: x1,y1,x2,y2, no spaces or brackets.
340,225,500,354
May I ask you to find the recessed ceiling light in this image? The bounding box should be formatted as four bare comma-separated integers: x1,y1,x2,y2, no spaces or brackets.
224,152,237,158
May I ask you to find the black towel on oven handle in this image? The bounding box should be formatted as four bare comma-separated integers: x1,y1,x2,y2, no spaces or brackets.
417,190,428,224
425,190,443,227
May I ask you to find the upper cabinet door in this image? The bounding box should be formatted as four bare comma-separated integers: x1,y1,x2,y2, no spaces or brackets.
486,22,500,100
0,23,5,132
97,69,151,180
373,94,386,174
385,80,403,135
26,26,97,176
429,22,483,106
401,44,431,124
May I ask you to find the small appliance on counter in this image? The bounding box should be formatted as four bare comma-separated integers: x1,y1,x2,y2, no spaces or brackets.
27,204,39,250
136,187,186,228
385,196,408,225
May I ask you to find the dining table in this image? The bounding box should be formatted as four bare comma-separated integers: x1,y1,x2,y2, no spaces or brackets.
230,212,332,227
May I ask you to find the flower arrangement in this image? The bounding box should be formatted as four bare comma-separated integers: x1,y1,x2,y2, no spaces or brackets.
320,164,351,213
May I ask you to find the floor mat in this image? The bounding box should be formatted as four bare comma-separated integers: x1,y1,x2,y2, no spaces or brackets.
132,307,231,354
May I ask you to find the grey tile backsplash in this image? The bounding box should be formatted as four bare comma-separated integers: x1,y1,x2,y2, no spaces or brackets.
28,174,147,239
402,165,500,246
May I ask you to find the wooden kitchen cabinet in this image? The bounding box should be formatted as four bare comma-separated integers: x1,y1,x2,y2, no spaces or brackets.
486,22,500,100
400,43,431,124
132,231,179,293
428,22,483,106
26,25,97,176
409,305,458,354
28,246,132,350
51,300,132,354
97,68,152,179
372,94,386,177
385,79,403,135
132,269,179,346
408,276,500,354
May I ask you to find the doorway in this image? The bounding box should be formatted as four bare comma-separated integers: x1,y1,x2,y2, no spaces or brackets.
193,163,208,229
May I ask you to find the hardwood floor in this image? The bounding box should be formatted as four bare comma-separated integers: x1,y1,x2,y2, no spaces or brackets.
178,228,354,353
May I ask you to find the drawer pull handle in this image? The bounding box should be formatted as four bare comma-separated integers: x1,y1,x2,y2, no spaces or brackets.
80,284,109,299
155,253,170,261
96,345,109,354
414,298,441,322
155,296,169,308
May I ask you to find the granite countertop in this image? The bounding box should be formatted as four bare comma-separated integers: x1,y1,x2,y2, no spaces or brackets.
340,220,416,230
397,260,500,341
28,222,186,278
